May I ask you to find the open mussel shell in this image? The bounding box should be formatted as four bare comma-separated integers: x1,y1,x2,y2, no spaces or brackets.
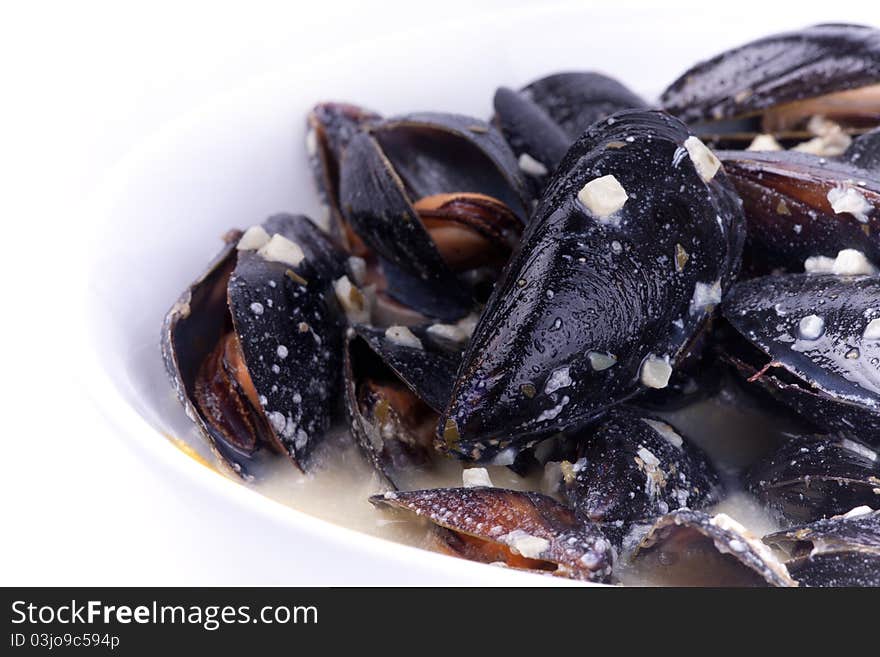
339,114,526,320
438,109,746,462
342,324,465,487
350,324,460,412
162,214,347,477
370,487,614,582
747,434,880,526
627,510,796,587
373,113,531,221
661,24,880,143
717,149,880,272
764,507,880,587
340,131,474,320
722,274,880,444
562,411,722,527
306,102,381,247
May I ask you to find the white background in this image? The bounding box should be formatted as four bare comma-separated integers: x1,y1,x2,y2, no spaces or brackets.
2,0,879,585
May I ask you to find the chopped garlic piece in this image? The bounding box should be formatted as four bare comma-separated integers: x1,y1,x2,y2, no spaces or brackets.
237,225,271,251
588,351,617,371
640,355,672,389
384,325,423,349
804,249,878,276
684,136,721,182
544,366,572,394
690,280,722,315
333,275,370,323
257,234,305,267
518,152,548,176
504,530,550,558
746,134,783,152
578,174,628,221
641,418,683,448
462,468,494,488
793,116,852,157
827,186,873,223
842,505,874,519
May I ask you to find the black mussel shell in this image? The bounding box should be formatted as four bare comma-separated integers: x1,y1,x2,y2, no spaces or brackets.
842,126,880,175
562,410,722,526
634,323,723,411
520,72,647,141
661,24,880,133
340,131,475,320
370,487,613,582
339,114,529,321
306,102,381,246
764,508,880,587
492,86,570,183
343,331,437,488
342,323,467,487
747,434,880,525
372,113,531,222
626,509,796,587
785,551,880,587
722,274,880,444
162,214,347,476
350,324,460,412
494,72,647,187
718,149,880,272
162,233,244,469
438,109,745,462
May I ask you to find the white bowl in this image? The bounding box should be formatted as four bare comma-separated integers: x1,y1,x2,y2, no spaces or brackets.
80,5,862,584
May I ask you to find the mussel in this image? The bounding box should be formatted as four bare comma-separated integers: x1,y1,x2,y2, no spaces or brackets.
339,113,528,320
747,434,880,525
717,148,879,272
162,214,348,476
764,506,880,587
370,487,614,582
493,72,647,188
626,509,796,587
438,109,746,462
722,273,880,445
661,24,880,147
306,102,381,248
343,324,462,487
561,411,722,528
